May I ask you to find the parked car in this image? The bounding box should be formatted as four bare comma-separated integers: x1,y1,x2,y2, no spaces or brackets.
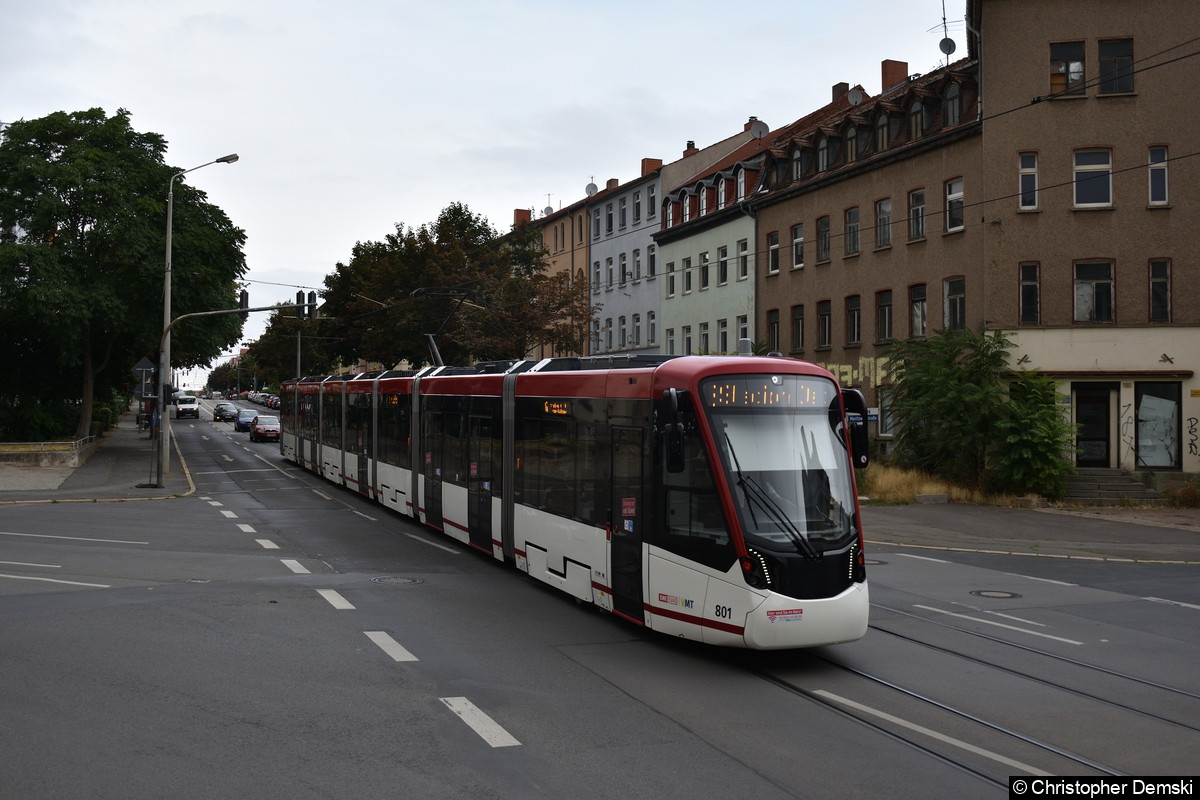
234,408,258,432
175,396,200,419
213,402,237,421
249,415,281,443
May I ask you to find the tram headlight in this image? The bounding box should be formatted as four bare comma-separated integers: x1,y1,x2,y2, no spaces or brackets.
740,550,774,590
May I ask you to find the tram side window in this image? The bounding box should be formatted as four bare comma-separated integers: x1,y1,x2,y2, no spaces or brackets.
575,421,603,526
377,394,410,468
661,428,734,571
347,392,371,455
517,417,576,518
442,410,465,485
321,393,341,448
300,394,319,440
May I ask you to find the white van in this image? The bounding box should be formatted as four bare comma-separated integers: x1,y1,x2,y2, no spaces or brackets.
175,396,200,419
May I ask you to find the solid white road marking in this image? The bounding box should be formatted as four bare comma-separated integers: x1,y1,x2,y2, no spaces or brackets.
0,531,147,545
1005,572,1076,586
404,532,460,554
0,573,110,588
0,560,60,568
896,553,951,564
365,631,418,662
439,697,520,747
317,589,354,609
914,604,1084,645
815,690,1049,776
1144,596,1200,611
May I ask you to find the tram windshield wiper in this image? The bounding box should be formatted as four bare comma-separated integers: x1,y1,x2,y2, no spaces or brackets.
724,433,821,561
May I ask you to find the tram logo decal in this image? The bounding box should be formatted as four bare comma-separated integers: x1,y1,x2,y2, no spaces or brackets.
766,609,804,623
657,593,695,609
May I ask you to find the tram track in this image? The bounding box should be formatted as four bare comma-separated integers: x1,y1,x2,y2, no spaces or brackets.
868,602,1200,733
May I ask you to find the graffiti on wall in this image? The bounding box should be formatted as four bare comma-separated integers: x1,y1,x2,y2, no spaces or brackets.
1189,417,1198,457
815,355,893,390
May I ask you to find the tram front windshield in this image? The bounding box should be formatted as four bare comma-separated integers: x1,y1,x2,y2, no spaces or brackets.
702,375,856,554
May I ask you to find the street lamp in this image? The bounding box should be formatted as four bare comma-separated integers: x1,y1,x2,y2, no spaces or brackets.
156,153,239,487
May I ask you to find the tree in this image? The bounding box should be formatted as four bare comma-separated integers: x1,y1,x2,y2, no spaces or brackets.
885,328,1075,497
0,109,246,438
321,204,594,368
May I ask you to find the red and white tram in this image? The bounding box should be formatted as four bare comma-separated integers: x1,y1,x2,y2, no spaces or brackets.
279,352,870,649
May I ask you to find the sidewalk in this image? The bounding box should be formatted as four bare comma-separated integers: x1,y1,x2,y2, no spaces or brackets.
0,409,193,504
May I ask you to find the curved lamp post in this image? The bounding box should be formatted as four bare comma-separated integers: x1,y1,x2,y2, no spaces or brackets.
156,153,239,487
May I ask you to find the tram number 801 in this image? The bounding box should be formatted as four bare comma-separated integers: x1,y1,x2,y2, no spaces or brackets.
714,604,733,620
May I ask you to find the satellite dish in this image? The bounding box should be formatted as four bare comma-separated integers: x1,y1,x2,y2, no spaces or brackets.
585,182,598,197
543,206,554,216
748,119,769,139
847,88,864,106
939,37,957,55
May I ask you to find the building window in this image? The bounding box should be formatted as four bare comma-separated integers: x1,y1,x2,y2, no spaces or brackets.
817,301,832,348
767,232,780,273
606,257,614,288
737,314,748,342
766,311,779,352
592,261,600,291
792,149,803,181
699,251,710,290
875,114,889,152
619,253,627,284
605,318,613,350
666,262,675,297
844,207,860,255
737,239,749,279
647,185,656,217
699,187,707,217
633,191,641,221
908,101,924,139
817,137,831,172
945,178,964,232
699,322,709,353
718,245,728,285
633,249,642,280
1050,41,1085,96
791,224,804,268
791,305,804,351
908,188,926,239
592,209,600,238
1150,259,1171,322
944,83,962,126
1074,261,1114,323
618,198,627,228
632,314,641,346
682,325,692,355
1020,263,1040,325
682,194,691,223
718,318,728,353
1074,149,1113,207
1135,382,1181,468
718,178,727,209
1149,146,1169,205
876,290,893,341
647,245,656,278
591,320,600,352
846,295,862,345
666,328,675,355
736,169,746,201
817,216,831,261
1019,153,1039,210
910,284,927,338
874,198,891,248
648,311,656,344
1099,38,1134,94
666,202,674,227
682,258,692,293
618,316,627,348
845,126,858,162
944,277,965,331
605,203,614,234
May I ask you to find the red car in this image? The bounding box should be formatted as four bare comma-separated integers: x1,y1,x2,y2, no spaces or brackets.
249,415,280,443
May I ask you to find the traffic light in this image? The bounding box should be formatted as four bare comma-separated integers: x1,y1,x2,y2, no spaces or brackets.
307,291,318,319
239,289,249,321
162,384,175,404
296,290,305,318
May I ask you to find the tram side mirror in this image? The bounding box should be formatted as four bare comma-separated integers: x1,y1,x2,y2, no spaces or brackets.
664,388,689,473
841,388,870,469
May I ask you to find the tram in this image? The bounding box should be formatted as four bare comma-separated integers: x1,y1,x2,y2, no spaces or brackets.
279,350,870,649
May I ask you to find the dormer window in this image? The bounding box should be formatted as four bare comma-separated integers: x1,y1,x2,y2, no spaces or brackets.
817,137,831,171
682,193,691,223
944,84,961,126
736,168,746,201
717,178,727,209
908,101,924,139
845,126,858,162
792,149,803,181
875,114,889,152
699,186,708,216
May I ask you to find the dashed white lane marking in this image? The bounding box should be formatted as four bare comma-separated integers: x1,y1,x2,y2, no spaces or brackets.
815,690,1049,776
439,697,520,747
404,532,459,554
365,631,418,662
1144,596,1200,611
317,588,354,609
281,559,309,573
219,510,237,519
256,539,279,550
237,524,257,533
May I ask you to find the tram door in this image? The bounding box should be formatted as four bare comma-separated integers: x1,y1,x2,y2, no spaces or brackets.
467,412,495,553
423,411,444,529
610,426,645,623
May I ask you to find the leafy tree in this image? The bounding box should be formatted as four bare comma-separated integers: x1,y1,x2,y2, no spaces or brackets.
885,328,1075,497
0,109,246,438
321,203,593,368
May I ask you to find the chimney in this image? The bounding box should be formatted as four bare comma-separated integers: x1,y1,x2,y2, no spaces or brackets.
744,116,759,131
641,157,663,176
606,178,620,191
513,208,532,226
832,82,849,101
683,140,699,157
881,59,909,92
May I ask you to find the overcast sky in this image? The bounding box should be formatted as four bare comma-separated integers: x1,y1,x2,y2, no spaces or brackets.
3,0,966,383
